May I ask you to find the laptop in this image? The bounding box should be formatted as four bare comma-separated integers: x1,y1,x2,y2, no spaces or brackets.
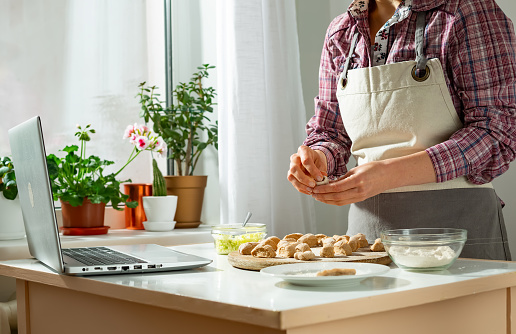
8,116,212,276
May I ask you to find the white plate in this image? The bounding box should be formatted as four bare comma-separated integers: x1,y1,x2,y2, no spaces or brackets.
260,262,390,287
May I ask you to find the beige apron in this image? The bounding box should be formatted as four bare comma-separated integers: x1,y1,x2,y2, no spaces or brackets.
336,11,509,260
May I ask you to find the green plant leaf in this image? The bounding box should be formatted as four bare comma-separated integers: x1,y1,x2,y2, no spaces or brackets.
136,64,218,175
2,187,17,200
0,166,10,176
125,201,138,209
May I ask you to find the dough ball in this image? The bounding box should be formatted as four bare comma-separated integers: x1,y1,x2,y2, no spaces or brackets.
370,238,385,252
350,234,369,248
251,244,276,258
320,245,335,258
315,234,328,247
315,176,329,186
284,233,303,241
298,233,318,247
277,243,298,258
294,250,315,261
322,237,336,246
238,242,259,255
295,243,311,253
347,238,359,252
335,240,353,255
260,236,280,250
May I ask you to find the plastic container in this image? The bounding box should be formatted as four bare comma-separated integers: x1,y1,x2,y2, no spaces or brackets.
380,228,467,271
211,223,267,255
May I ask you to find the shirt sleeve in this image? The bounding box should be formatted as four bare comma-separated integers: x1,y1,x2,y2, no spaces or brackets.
425,0,516,184
303,25,353,179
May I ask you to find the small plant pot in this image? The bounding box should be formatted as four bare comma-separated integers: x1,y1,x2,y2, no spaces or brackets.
60,198,108,235
164,175,207,228
142,195,178,232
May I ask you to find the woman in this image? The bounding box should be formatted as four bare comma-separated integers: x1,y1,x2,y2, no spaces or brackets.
287,0,516,260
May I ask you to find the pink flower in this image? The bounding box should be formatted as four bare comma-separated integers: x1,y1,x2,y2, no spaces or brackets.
123,124,136,139
129,133,138,144
151,138,162,150
138,124,149,136
134,135,150,150
155,143,167,157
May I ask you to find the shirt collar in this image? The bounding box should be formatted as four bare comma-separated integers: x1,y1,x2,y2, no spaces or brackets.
347,0,446,19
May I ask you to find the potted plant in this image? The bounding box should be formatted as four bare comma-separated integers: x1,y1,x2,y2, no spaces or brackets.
138,64,218,228
46,123,165,235
0,156,25,240
122,124,178,231
141,159,178,232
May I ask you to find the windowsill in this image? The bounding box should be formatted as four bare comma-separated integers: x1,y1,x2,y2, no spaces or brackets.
0,226,213,261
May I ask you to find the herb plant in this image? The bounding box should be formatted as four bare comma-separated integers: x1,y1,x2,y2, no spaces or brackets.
46,123,165,210
138,64,218,176
0,156,17,200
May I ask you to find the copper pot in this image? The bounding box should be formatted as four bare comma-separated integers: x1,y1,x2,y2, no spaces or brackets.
123,183,152,230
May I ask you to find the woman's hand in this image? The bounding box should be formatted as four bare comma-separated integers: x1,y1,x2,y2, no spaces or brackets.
311,160,392,205
287,145,327,195
312,151,437,206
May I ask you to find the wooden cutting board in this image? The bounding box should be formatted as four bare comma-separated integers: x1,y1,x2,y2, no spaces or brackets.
227,247,392,271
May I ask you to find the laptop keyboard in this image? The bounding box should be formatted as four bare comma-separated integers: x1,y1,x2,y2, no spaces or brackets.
62,247,148,266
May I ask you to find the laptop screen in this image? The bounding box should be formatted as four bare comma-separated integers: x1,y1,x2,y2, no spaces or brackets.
8,116,65,273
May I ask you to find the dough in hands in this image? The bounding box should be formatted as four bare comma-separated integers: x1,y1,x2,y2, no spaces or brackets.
316,176,329,186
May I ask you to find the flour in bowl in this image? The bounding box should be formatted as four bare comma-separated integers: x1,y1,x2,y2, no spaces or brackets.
387,246,456,268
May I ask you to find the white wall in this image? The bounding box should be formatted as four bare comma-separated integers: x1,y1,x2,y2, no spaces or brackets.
296,0,516,252
490,0,516,255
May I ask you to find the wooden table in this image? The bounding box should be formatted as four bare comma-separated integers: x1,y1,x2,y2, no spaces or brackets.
1,243,516,334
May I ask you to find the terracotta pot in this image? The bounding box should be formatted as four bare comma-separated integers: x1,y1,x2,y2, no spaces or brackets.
123,183,152,230
164,175,207,228
60,198,107,232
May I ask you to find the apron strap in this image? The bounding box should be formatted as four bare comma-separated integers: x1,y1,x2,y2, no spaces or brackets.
415,11,428,75
338,31,359,89
339,10,428,88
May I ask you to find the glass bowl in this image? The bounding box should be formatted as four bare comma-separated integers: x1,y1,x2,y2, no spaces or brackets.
211,223,267,255
380,228,467,271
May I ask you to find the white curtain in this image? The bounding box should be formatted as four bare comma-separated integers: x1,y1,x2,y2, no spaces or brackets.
216,0,315,237
0,0,165,184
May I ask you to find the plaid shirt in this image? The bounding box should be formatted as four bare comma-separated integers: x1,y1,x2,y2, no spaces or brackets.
304,0,516,186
